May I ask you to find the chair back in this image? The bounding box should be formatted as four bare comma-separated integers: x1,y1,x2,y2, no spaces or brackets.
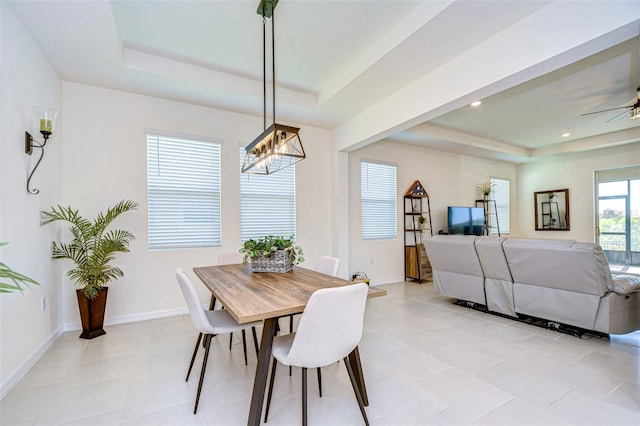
285,283,368,368
218,252,244,265
176,269,215,334
314,256,340,276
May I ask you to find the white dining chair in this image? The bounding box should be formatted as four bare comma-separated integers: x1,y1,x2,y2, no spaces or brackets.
264,283,370,426
286,256,341,376
215,252,258,365
314,255,340,276
176,269,262,414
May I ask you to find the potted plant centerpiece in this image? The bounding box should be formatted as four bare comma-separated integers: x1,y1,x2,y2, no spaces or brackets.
42,200,138,339
240,236,304,273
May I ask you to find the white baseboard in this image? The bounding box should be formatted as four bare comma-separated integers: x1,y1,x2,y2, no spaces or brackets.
63,306,189,331
0,327,62,399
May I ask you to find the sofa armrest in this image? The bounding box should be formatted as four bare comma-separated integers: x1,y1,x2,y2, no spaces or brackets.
611,274,640,295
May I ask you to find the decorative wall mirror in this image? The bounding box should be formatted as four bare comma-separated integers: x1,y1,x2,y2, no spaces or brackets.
534,188,570,231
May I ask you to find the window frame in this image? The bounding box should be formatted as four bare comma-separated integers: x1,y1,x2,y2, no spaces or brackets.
146,131,222,250
360,160,398,241
490,177,510,235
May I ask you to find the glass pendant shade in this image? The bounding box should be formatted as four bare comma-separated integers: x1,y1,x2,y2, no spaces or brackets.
30,106,57,136
242,123,305,174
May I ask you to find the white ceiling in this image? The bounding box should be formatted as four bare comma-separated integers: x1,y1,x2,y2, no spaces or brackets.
8,0,640,163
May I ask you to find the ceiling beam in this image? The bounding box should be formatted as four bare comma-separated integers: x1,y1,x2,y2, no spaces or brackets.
332,1,640,154
316,0,455,108
407,123,531,158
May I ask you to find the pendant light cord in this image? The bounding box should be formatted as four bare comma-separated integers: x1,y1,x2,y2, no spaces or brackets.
271,4,276,125
261,0,277,131
263,14,266,131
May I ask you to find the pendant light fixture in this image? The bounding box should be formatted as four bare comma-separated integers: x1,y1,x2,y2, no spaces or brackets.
241,0,305,175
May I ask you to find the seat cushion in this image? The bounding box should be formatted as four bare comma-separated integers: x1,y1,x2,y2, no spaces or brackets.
205,309,260,334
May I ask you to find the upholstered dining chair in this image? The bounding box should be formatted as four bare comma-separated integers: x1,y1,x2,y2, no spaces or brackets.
314,255,340,276
176,269,261,414
214,252,259,365
264,283,370,426
285,256,340,376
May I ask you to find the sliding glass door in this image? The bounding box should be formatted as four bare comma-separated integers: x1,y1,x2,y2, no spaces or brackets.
595,166,640,273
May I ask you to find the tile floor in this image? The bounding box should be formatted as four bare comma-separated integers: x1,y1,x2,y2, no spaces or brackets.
1,281,639,425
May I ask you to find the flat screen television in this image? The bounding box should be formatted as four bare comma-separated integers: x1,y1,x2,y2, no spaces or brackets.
447,206,485,235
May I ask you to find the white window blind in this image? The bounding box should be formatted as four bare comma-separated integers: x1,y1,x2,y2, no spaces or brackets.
490,177,510,235
361,161,397,240
239,147,296,241
147,134,221,250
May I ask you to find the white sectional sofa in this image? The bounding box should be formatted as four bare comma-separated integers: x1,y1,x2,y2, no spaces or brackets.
424,235,640,335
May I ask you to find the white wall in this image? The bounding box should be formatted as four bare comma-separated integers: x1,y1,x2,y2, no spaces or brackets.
0,3,62,394
60,82,333,329
348,141,517,285
516,142,640,241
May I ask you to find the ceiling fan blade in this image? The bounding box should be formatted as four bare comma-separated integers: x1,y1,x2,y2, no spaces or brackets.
605,108,632,123
581,106,632,116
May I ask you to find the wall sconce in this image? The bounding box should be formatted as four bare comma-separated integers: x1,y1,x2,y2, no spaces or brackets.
25,106,57,194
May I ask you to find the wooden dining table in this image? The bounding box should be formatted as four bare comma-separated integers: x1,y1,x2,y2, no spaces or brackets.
193,263,386,426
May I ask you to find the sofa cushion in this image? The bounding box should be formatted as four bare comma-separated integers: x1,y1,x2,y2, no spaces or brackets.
612,274,640,295
503,238,609,297
571,242,613,291
475,236,511,281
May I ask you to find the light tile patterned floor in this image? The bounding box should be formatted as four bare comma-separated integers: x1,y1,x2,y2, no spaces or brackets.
2,281,639,425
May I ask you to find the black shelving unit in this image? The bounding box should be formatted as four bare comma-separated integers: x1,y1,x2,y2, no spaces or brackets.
475,198,500,236
404,181,433,284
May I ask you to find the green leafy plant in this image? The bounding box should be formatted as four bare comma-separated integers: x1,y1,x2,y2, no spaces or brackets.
41,200,138,299
240,235,304,265
0,242,39,293
418,215,427,224
477,182,494,196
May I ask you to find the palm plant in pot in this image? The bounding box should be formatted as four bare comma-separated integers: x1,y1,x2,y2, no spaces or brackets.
240,235,304,273
42,200,138,339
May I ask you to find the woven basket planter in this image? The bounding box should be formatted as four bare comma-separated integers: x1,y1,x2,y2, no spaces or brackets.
251,249,293,273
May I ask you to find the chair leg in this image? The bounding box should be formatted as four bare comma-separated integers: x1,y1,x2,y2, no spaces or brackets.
252,326,260,356
229,332,233,350
289,315,294,376
242,329,248,365
317,367,322,397
264,358,278,423
194,334,214,414
343,357,369,426
302,367,308,426
186,332,203,381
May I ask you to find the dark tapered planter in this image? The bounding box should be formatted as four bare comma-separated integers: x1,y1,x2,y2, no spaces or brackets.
77,287,108,339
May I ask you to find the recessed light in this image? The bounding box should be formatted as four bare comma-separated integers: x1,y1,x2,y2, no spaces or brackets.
470,100,482,107
561,132,571,138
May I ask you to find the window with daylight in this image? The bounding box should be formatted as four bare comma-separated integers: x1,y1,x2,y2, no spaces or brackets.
595,165,640,271
361,161,397,240
147,133,221,250
239,147,296,241
490,177,510,235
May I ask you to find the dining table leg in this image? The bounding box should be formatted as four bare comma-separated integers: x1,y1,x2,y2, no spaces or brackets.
347,346,369,406
247,317,279,426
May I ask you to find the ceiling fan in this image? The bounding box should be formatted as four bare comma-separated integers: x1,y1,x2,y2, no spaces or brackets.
581,87,640,122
